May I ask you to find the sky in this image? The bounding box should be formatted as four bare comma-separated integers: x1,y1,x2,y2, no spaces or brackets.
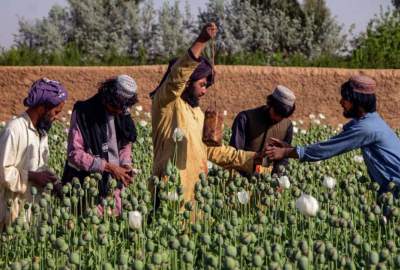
0,0,393,48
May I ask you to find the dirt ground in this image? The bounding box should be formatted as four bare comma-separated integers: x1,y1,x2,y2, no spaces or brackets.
0,65,399,128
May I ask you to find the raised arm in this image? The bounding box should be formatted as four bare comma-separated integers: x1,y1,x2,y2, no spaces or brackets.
154,23,218,107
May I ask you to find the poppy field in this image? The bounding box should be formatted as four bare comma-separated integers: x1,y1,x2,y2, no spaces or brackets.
1,111,400,270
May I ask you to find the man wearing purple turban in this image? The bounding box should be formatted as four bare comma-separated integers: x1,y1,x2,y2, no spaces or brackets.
0,78,67,230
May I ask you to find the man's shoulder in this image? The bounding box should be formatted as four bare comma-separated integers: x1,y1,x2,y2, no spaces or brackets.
236,106,265,118
1,114,28,138
6,114,28,130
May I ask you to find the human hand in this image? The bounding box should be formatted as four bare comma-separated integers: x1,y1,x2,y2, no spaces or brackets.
29,170,59,187
105,163,133,187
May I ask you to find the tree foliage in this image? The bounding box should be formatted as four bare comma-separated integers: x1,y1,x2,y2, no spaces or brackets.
1,0,398,68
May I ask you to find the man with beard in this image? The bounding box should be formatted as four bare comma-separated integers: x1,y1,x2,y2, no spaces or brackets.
62,75,138,214
230,85,295,176
265,75,400,195
150,23,266,203
0,78,67,229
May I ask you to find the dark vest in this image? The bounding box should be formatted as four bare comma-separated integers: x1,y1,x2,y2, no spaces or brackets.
62,94,137,196
243,106,290,152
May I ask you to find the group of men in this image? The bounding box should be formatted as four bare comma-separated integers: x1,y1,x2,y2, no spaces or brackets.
1,23,400,229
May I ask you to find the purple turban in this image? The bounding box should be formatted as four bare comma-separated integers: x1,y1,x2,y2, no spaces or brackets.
150,52,214,98
24,78,68,108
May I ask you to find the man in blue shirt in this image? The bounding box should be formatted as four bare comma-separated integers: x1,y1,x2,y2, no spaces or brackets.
265,75,400,195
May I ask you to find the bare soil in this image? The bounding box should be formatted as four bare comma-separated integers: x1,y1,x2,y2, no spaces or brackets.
1,66,399,128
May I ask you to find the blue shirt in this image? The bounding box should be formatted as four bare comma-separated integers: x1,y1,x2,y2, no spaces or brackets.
297,112,400,187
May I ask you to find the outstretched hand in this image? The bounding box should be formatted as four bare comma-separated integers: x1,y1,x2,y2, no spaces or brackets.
267,138,291,148
265,146,293,161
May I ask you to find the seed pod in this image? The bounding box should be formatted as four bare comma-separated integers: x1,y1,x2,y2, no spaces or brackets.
297,256,309,270
132,260,144,270
201,234,211,245
225,245,237,257
369,251,380,265
178,234,189,247
31,186,38,196
102,262,113,270
183,252,194,264
69,252,80,265
151,253,162,265
118,253,128,265
206,254,218,268
223,257,237,270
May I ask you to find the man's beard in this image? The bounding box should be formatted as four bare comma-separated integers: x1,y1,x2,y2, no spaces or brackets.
181,87,200,107
37,113,53,134
343,106,358,119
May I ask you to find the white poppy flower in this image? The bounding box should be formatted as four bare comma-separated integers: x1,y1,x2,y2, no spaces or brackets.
144,112,151,119
382,216,387,225
67,110,72,115
318,113,326,120
135,105,143,112
300,129,307,135
172,127,184,142
353,155,364,163
167,191,179,201
139,120,147,127
278,176,291,189
299,120,304,125
296,194,319,217
132,168,141,175
128,211,142,229
309,114,316,119
312,119,321,125
292,121,297,126
223,110,227,116
207,161,214,170
293,127,299,134
61,117,67,122
338,123,343,129
237,190,250,204
323,176,336,189
135,111,140,116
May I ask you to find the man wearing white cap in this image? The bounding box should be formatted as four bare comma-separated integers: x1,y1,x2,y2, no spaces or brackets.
230,85,296,175
62,75,138,211
266,75,400,196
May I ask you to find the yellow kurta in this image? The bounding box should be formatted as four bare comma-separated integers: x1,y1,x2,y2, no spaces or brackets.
0,112,49,230
151,52,256,202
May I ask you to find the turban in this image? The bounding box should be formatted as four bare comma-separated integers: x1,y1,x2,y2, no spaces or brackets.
24,78,68,108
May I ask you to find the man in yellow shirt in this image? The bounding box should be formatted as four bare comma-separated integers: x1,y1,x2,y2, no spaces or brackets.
150,23,264,203
0,78,67,230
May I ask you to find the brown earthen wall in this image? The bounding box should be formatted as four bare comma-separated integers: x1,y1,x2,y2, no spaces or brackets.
0,66,399,127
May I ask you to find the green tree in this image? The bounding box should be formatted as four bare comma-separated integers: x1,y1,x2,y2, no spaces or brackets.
350,10,400,68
